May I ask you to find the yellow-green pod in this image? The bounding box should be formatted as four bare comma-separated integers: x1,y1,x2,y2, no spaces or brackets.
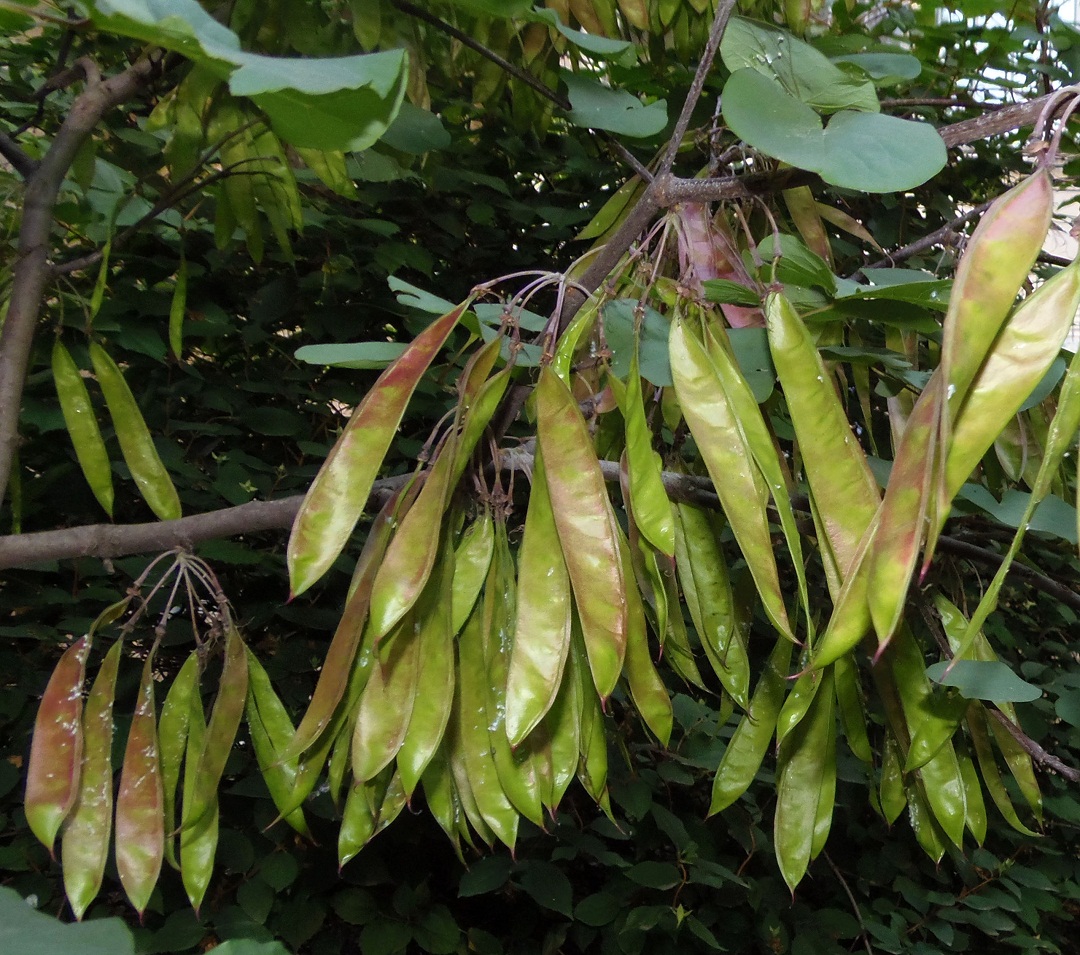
52,342,114,516
89,342,181,521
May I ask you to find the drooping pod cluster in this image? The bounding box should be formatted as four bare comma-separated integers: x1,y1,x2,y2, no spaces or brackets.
24,559,251,918
27,158,1080,908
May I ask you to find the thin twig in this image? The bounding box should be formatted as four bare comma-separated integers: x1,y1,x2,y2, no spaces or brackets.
824,853,875,955
657,0,737,176
988,708,1080,782
936,535,1080,616
54,160,270,274
855,200,993,274
1039,250,1074,267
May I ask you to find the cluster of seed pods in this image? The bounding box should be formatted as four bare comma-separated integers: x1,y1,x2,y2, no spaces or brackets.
26,150,1080,910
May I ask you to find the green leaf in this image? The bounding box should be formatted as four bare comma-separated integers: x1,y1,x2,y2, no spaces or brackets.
561,71,668,138
529,8,634,58
729,327,776,402
0,887,136,955
413,906,461,955
238,57,407,152
818,110,947,193
926,661,1042,704
245,407,302,436
603,299,672,385
87,0,407,151
295,342,409,369
381,102,451,154
388,276,457,314
236,879,276,925
722,69,825,171
1055,689,1080,727
832,52,922,85
957,487,1079,544
625,860,681,889
444,0,532,13
722,69,946,193
143,910,206,954
360,919,413,955
257,852,299,890
331,888,378,925
1019,355,1067,412
575,892,621,927
835,270,952,310
702,279,761,306
474,303,548,332
516,861,573,917
210,942,292,955
763,234,836,293
458,855,513,897
720,17,879,113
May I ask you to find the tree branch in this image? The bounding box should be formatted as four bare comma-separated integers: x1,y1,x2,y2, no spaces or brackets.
8,449,1080,635
856,199,994,273
656,0,737,176
938,91,1067,148
936,535,1080,616
0,130,40,178
0,456,717,569
0,53,164,513
988,707,1080,783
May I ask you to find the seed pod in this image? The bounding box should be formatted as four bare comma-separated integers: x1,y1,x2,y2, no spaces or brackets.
61,639,122,919
939,169,1053,421
169,254,188,359
25,635,91,854
866,375,943,650
184,626,248,831
159,651,199,869
350,613,421,784
709,636,792,816
669,318,794,642
882,627,967,848
450,511,495,637
765,293,879,572
878,737,907,825
506,447,573,745
245,650,310,835
89,342,181,521
115,655,164,917
574,626,612,817
397,541,456,797
284,485,411,761
52,342,114,517
957,742,988,845
453,596,520,849
673,504,749,708
537,366,627,701
966,703,1038,837
833,653,872,764
616,522,672,745
484,520,545,827
288,301,470,596
180,684,216,914
702,316,810,628
620,347,675,556
368,439,458,643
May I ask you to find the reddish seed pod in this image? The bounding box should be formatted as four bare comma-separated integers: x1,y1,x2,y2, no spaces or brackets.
25,635,92,855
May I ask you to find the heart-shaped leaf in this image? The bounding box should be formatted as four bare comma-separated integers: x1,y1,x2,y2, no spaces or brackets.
722,69,946,193
926,660,1042,703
